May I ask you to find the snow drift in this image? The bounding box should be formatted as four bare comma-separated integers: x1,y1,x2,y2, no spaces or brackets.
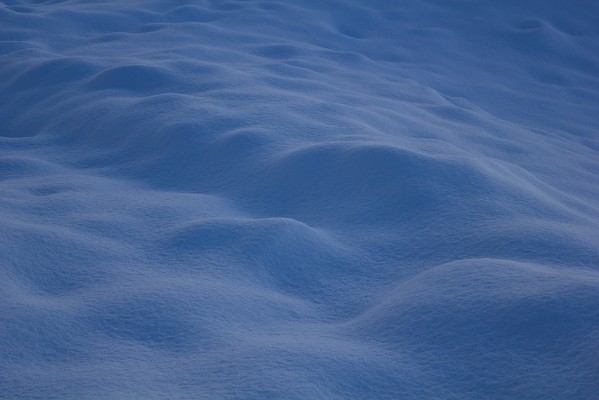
1,0,598,398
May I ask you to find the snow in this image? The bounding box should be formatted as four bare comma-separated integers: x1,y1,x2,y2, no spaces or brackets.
1,0,599,398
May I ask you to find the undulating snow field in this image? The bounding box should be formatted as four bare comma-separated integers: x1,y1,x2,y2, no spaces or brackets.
1,0,599,398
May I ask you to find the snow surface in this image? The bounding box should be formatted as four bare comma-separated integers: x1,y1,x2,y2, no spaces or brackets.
1,0,599,398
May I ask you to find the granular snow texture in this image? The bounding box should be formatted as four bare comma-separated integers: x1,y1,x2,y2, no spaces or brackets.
1,0,599,399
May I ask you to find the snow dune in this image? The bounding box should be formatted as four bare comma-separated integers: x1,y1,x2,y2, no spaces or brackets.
1,0,599,398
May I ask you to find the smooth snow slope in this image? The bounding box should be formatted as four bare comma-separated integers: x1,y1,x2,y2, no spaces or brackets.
1,0,599,399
